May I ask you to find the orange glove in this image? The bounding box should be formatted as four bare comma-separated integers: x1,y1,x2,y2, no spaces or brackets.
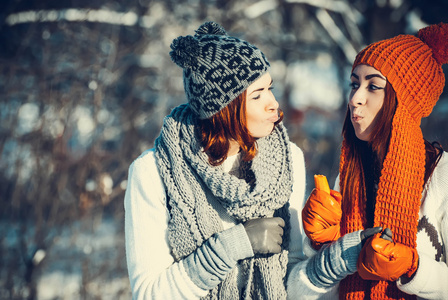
302,175,342,250
357,235,419,281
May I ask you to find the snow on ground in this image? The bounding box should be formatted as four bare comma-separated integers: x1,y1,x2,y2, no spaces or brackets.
35,216,131,299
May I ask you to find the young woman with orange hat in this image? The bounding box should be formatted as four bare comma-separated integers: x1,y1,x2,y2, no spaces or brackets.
288,23,448,299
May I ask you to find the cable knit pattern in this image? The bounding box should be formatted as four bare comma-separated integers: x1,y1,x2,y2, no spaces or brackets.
154,104,293,299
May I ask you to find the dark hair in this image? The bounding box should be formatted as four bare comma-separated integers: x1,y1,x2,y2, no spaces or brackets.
424,140,444,184
340,80,397,209
200,90,283,166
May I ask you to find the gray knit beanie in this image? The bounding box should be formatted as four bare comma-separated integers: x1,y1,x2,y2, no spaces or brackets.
170,21,270,119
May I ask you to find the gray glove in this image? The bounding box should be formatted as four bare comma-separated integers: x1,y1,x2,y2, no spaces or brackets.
243,217,285,254
380,227,393,241
360,226,383,246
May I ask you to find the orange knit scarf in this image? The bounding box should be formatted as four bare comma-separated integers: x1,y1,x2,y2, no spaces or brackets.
338,103,425,300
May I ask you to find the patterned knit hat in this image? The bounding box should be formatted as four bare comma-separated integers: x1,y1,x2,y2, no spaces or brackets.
169,21,270,119
339,23,448,299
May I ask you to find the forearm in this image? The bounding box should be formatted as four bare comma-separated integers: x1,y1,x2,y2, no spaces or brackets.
286,231,361,299
307,231,361,287
306,231,362,288
397,253,448,299
184,224,254,290
287,259,339,300
129,225,254,300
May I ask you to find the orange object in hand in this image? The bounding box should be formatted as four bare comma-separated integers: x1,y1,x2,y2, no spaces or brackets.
357,236,419,281
314,174,331,194
302,175,342,249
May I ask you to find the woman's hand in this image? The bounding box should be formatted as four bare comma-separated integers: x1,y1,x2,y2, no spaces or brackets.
302,188,342,249
357,229,419,281
243,217,285,254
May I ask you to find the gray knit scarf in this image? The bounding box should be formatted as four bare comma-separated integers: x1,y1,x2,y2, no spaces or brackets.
155,104,293,299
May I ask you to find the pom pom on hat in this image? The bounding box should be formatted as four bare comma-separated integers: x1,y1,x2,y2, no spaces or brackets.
418,22,448,65
169,35,200,69
195,21,227,36
170,22,227,70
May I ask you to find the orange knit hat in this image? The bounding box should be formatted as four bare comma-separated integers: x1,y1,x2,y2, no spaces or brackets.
339,23,448,300
353,22,447,122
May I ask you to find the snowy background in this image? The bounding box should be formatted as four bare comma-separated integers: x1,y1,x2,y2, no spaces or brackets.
0,0,447,299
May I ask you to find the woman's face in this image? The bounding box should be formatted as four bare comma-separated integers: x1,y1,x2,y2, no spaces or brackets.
245,72,279,138
349,64,386,142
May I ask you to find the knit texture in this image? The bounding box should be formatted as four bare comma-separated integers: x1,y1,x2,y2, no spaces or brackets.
154,104,293,299
170,21,270,119
306,231,362,288
339,23,448,300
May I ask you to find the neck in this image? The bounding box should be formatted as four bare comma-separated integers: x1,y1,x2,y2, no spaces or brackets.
227,140,240,157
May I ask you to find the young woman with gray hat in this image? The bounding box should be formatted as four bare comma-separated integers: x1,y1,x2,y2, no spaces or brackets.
124,21,307,299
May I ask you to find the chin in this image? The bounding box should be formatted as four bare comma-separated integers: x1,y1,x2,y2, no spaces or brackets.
251,127,274,139
355,133,369,142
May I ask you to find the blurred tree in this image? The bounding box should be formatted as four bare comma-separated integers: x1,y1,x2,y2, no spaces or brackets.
0,0,446,298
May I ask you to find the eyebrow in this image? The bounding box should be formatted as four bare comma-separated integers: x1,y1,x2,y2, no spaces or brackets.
249,79,273,95
351,73,386,81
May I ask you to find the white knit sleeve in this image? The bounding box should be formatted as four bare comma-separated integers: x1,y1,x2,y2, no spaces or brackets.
397,205,448,299
397,153,448,299
286,231,362,300
124,149,208,300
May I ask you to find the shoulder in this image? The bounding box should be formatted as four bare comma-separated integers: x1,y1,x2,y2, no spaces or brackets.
289,141,305,162
126,148,167,207
428,151,448,191
129,148,158,175
434,151,448,177
416,153,448,263
423,151,448,214
128,148,165,192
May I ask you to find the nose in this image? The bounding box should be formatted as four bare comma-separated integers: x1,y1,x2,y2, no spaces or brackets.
349,89,366,107
267,93,279,112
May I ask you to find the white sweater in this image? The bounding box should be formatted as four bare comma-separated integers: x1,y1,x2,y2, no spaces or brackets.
287,152,448,300
124,142,307,299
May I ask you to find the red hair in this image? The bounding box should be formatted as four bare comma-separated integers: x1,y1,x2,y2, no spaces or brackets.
200,90,283,166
